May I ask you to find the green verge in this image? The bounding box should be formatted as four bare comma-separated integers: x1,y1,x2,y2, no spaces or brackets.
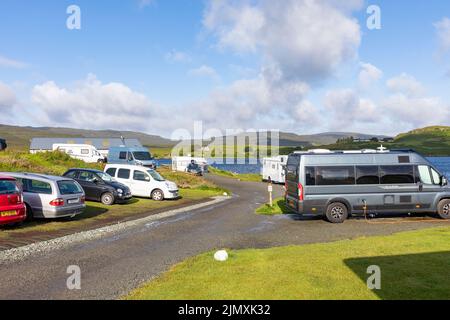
209,166,261,182
255,197,291,215
125,226,450,300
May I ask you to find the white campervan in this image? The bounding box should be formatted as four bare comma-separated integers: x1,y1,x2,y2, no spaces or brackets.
53,144,106,163
172,156,209,173
104,164,179,201
261,156,288,184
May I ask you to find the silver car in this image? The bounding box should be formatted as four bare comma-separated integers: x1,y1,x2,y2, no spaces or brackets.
1,173,86,219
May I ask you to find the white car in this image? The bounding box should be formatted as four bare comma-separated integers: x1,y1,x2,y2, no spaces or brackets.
104,164,179,201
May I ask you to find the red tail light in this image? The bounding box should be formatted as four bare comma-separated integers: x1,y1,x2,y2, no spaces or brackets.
49,198,64,207
80,196,85,204
298,183,304,201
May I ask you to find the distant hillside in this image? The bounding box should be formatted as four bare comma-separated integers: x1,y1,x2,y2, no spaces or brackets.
0,124,176,150
311,126,450,156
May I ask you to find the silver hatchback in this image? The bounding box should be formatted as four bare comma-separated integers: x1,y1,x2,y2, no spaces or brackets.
1,173,86,219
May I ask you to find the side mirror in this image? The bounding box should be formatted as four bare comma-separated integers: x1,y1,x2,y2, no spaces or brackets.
441,176,448,187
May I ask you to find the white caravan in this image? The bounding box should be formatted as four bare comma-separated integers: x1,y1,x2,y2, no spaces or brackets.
53,144,106,163
261,156,288,184
172,156,209,173
104,164,179,200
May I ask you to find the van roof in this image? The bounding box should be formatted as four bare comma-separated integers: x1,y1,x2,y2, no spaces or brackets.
291,148,418,155
104,164,155,170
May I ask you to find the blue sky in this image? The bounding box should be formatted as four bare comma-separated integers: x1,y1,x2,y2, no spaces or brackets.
0,0,449,137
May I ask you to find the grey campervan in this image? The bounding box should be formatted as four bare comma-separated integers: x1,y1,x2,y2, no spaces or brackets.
285,149,450,223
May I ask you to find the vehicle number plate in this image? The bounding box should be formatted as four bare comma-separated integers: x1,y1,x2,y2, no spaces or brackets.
1,210,17,217
68,199,80,204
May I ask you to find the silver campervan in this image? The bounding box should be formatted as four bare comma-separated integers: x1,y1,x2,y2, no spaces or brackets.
285,148,450,223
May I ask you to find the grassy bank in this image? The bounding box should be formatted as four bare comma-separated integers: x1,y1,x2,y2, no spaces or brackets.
209,166,261,183
255,198,291,215
126,226,450,300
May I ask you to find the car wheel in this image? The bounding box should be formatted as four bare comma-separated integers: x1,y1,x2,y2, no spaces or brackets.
25,203,33,221
437,199,450,219
325,202,348,223
151,189,164,201
101,192,115,206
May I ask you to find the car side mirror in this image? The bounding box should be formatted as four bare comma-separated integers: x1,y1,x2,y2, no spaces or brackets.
441,176,448,187
92,178,99,184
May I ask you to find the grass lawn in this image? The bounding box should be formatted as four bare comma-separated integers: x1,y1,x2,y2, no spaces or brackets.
255,197,292,215
125,227,450,300
209,166,261,183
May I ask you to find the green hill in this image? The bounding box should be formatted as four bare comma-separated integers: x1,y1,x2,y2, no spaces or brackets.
310,126,450,156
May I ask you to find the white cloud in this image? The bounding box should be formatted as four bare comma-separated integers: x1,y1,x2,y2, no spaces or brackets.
382,94,449,128
0,82,16,110
324,89,380,127
386,73,425,97
434,17,450,53
31,74,156,131
0,55,27,69
358,62,383,88
188,65,220,81
165,50,191,63
138,0,154,9
204,0,361,81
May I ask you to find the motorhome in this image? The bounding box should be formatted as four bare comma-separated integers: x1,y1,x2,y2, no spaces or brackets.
261,156,288,183
108,146,157,168
172,156,209,173
53,144,106,163
285,148,450,223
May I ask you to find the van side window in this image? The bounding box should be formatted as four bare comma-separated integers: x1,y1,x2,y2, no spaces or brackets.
430,168,441,185
119,152,127,160
81,149,89,155
380,166,414,184
106,168,117,177
316,166,355,186
356,166,380,185
305,167,316,186
118,169,131,179
417,165,432,184
286,155,301,180
133,171,149,181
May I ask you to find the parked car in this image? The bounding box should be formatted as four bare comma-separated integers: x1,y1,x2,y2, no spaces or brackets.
104,164,179,201
186,161,203,176
0,138,7,151
108,146,157,168
172,156,208,173
0,174,26,226
53,144,106,163
285,148,450,223
3,173,86,219
63,169,132,205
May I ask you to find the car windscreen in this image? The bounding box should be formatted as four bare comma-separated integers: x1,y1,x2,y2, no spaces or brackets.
58,180,84,195
0,180,18,195
96,172,114,182
147,170,165,182
133,151,153,161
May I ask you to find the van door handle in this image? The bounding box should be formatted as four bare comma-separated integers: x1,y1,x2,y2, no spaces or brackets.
418,183,423,192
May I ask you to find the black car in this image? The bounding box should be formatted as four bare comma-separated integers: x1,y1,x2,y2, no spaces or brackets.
0,139,6,151
63,168,132,205
186,162,203,176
